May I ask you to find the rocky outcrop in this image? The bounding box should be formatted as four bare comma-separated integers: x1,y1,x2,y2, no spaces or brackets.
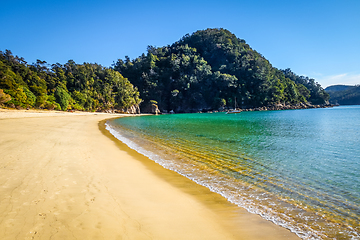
155,103,335,114
98,104,141,114
142,102,161,114
125,104,141,114
241,103,334,112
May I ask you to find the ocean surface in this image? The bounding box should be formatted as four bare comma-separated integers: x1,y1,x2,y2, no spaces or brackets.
106,106,360,240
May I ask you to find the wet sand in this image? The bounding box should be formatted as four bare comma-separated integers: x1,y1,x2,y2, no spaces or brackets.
0,109,299,239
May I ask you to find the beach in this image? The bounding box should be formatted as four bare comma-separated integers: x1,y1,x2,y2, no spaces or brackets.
0,109,299,240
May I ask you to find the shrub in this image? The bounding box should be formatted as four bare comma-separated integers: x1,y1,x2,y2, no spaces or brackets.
0,89,11,104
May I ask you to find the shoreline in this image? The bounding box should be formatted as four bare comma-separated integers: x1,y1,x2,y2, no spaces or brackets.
0,109,299,239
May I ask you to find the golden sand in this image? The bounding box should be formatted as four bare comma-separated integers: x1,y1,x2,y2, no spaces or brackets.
0,109,299,239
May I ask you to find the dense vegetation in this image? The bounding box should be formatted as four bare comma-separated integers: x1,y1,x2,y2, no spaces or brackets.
0,50,141,112
114,28,329,112
325,85,360,105
1,28,330,113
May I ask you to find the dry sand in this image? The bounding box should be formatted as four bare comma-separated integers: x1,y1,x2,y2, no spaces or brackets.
0,109,299,239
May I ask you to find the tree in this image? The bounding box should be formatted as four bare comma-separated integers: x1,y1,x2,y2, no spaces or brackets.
54,86,71,110
212,97,226,109
107,69,141,110
282,68,329,104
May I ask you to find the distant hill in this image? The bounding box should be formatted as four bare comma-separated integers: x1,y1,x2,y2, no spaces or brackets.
325,85,354,93
325,85,360,105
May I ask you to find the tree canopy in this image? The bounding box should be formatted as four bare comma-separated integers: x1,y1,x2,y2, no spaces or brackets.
114,28,329,112
0,50,141,112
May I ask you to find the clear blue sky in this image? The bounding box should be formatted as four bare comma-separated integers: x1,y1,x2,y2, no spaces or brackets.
1,0,359,87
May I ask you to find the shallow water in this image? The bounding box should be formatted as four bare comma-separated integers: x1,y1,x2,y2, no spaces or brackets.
106,106,360,239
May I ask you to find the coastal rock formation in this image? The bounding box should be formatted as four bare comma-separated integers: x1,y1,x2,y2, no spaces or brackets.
241,103,334,112
142,101,161,114
98,104,140,114
162,103,334,114
125,104,141,114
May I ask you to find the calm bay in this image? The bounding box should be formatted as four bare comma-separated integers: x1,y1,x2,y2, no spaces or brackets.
106,106,360,239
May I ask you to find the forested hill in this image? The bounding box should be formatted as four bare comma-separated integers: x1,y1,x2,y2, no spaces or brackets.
0,28,330,113
114,28,329,113
325,85,360,105
0,50,141,112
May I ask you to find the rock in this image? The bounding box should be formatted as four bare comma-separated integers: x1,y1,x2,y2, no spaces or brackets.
142,102,161,114
126,104,141,114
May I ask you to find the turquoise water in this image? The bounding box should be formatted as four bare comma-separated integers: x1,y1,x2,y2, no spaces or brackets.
106,106,360,239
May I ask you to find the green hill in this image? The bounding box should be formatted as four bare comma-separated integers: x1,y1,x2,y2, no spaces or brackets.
325,85,353,93
114,28,329,112
325,85,360,105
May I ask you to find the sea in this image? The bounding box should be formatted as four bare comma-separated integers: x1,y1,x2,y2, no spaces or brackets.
105,105,360,240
